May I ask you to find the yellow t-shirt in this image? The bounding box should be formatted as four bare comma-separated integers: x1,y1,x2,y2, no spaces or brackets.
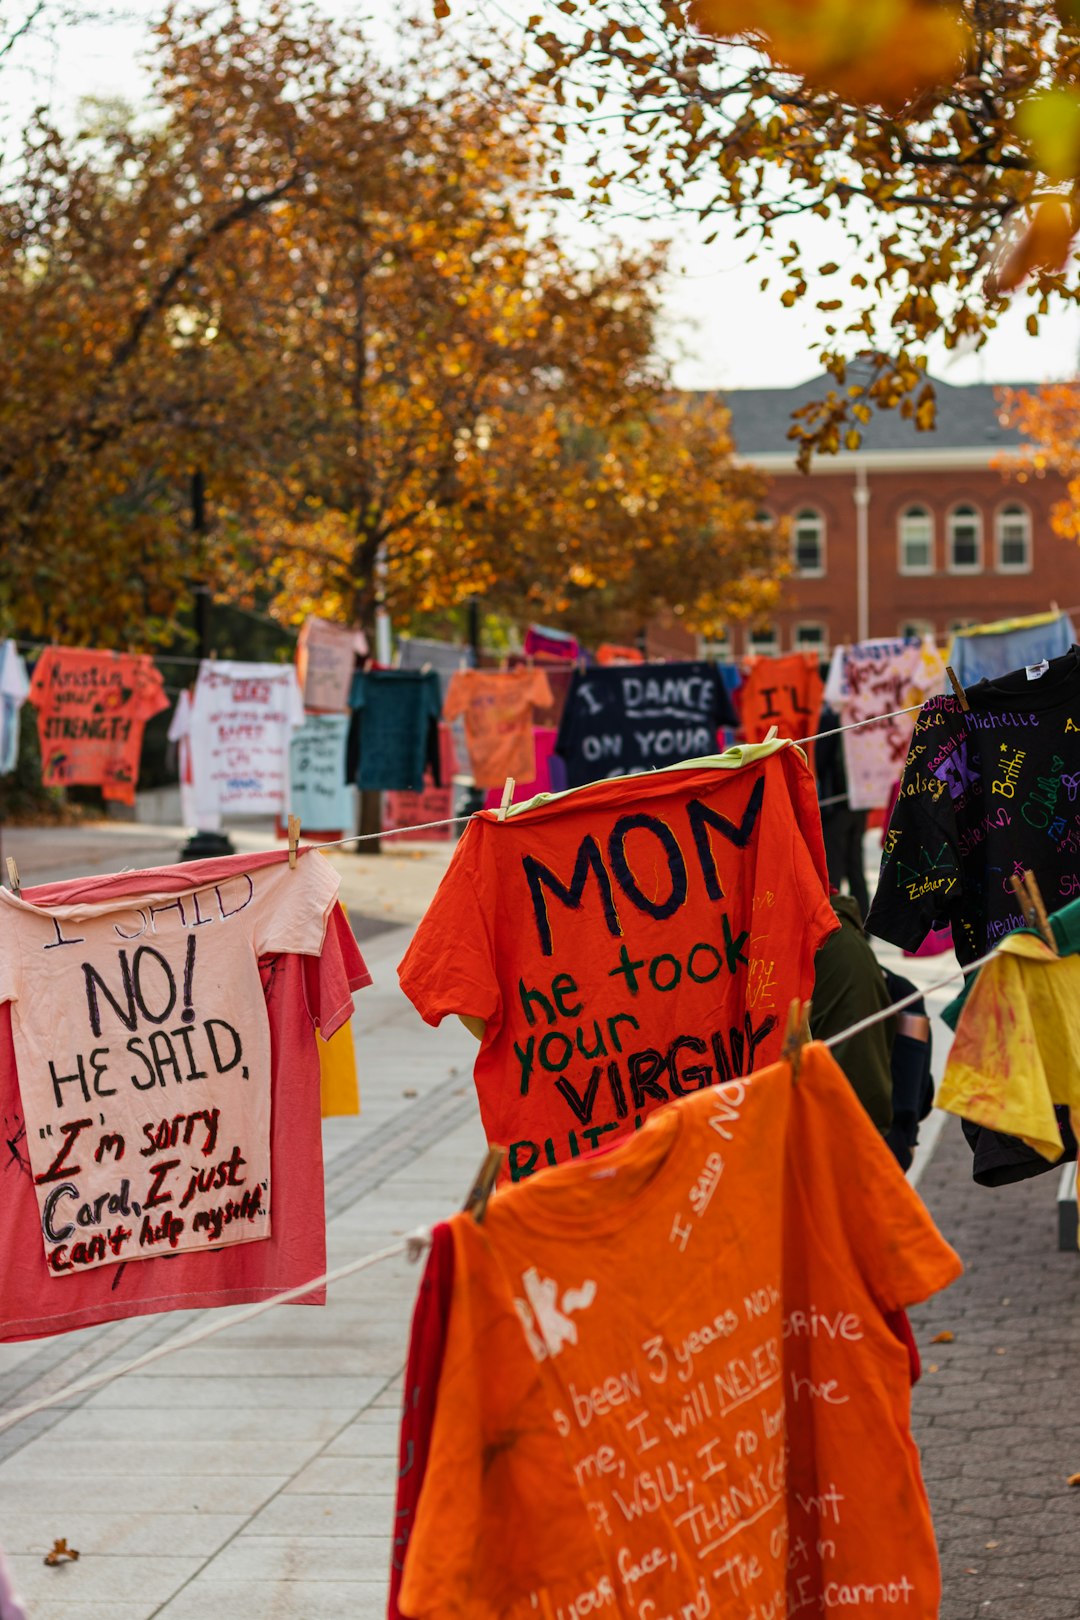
938,933,1080,1162
318,1020,360,1117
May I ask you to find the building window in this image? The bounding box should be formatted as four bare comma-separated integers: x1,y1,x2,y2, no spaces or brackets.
792,509,825,576
747,624,779,658
794,622,828,655
948,503,982,572
702,628,734,661
996,503,1032,573
898,505,934,574
900,619,935,642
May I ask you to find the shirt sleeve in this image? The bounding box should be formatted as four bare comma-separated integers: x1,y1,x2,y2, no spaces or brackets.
167,690,191,744
285,669,306,730
137,660,170,721
249,849,341,958
397,821,501,1027
797,1046,963,1313
0,899,21,1007
301,902,372,1040
865,697,963,954
442,672,468,724
2,647,30,705
531,669,554,712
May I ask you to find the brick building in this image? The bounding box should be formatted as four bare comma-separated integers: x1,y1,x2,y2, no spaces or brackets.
718,372,1080,659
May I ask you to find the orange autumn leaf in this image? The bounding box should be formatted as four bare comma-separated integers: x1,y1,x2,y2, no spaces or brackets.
990,196,1079,295
930,1330,955,1343
687,0,968,109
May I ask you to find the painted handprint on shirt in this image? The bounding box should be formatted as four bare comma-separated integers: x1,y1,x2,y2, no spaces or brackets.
514,1266,598,1361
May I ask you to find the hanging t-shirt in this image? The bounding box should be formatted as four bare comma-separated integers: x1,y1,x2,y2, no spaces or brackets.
0,850,339,1275
295,616,367,712
399,744,836,1179
738,653,823,763
183,660,305,823
937,931,1080,1166
949,610,1076,686
524,624,579,662
348,669,442,792
443,668,554,788
289,712,353,834
866,646,1080,965
554,663,737,788
483,726,559,810
0,640,30,776
836,639,945,811
27,648,168,805
0,855,369,1341
398,1045,961,1620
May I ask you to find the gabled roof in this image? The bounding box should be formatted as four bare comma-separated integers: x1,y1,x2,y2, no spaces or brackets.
717,369,1037,458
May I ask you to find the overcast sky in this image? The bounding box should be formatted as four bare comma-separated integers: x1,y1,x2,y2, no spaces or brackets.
8,0,1078,393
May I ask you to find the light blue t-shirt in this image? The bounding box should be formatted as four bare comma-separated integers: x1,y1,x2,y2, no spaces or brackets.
289,713,353,833
949,614,1076,686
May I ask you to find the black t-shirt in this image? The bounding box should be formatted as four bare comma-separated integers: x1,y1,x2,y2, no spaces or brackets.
553,662,737,788
867,646,1080,965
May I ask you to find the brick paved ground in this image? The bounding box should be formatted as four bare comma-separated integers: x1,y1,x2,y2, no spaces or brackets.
911,1119,1080,1620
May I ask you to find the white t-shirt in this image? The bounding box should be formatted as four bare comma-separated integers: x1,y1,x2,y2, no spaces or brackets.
0,640,30,776
185,661,305,823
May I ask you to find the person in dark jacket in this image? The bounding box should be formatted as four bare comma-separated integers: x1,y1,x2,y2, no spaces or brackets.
809,894,894,1133
815,700,870,919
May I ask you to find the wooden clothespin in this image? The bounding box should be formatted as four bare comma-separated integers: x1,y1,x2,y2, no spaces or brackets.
1010,869,1057,954
5,856,19,897
463,1145,505,1224
782,997,811,1083
287,815,301,870
420,661,432,675
497,777,515,821
945,665,970,713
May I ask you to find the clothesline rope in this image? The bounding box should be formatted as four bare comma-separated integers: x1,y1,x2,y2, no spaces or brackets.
302,699,929,852
0,931,995,1437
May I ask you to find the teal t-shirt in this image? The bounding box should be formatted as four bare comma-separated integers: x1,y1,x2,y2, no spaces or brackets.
349,669,442,792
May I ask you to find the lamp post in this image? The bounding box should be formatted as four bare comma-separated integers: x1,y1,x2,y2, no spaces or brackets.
180,468,234,860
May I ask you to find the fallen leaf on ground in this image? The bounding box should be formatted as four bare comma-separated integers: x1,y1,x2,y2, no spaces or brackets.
44,1539,79,1566
1067,1472,1080,1487
931,1330,955,1343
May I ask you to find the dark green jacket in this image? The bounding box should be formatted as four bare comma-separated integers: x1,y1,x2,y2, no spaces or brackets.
809,895,894,1132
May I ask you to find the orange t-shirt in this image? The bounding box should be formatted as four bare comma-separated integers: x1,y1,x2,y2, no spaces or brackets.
398,1044,962,1620
28,647,169,804
443,669,554,788
398,745,837,1179
739,654,824,764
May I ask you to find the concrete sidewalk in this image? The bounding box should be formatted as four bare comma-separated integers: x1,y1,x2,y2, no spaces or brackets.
0,822,1075,1618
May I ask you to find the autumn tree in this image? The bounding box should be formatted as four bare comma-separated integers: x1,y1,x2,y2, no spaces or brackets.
999,381,1080,545
0,0,783,649
491,0,1080,462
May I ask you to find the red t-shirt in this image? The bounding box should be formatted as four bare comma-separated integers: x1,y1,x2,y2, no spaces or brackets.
0,849,370,1341
28,647,170,804
399,746,836,1181
739,654,824,765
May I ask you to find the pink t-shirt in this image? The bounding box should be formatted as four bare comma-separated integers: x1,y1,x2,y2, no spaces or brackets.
0,850,368,1336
